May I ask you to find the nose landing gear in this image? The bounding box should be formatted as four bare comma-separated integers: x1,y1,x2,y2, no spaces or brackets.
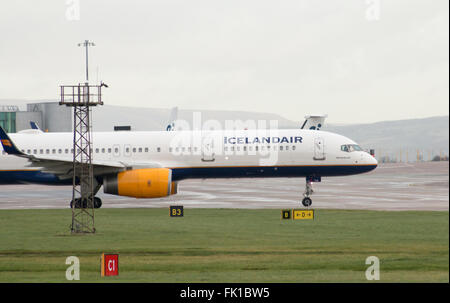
301,176,321,207
302,181,314,207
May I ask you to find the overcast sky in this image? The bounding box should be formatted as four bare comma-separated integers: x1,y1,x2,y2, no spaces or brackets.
0,0,448,123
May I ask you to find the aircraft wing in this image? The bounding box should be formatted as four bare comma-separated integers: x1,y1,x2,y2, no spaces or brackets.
24,156,163,177
24,156,127,179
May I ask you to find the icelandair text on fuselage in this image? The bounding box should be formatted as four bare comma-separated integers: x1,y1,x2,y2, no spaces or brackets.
180,287,270,301
224,136,303,145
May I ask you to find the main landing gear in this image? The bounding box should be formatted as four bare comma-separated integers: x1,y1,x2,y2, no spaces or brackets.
69,178,103,209
301,176,321,207
70,197,102,209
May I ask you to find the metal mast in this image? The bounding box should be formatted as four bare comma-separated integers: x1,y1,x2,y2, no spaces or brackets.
78,40,95,82
60,40,103,233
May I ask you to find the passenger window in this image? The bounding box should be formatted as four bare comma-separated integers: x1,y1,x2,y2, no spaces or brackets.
132,148,136,153
292,146,296,151
138,148,142,153
157,147,161,152
145,147,148,152
108,148,112,153
102,148,105,153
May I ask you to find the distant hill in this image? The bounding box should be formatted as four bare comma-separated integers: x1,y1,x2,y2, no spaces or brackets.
324,116,449,161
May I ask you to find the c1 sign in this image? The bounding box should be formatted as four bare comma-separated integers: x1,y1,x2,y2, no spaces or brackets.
101,253,119,277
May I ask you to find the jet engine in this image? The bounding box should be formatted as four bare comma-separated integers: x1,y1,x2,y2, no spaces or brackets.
103,168,178,198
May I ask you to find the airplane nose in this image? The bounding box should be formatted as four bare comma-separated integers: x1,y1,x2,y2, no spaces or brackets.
367,153,378,166
372,156,378,166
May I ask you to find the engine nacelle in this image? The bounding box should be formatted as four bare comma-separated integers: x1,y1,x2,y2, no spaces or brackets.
103,168,178,198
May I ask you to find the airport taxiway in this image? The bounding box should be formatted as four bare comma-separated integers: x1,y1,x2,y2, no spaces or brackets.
0,162,448,211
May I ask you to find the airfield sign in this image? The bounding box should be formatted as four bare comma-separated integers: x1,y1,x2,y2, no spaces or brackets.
101,254,119,277
293,209,314,220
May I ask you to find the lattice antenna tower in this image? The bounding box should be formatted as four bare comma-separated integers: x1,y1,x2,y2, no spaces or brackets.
59,40,104,233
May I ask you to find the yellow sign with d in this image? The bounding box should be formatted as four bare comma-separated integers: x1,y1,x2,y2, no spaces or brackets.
292,209,314,220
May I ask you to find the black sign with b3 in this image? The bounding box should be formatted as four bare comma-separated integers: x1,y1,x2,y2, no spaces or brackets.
170,205,184,217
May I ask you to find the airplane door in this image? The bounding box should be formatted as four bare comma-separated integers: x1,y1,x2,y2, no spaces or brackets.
201,133,215,162
313,137,325,160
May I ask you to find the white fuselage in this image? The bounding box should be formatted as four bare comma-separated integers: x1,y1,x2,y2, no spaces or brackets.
0,129,377,184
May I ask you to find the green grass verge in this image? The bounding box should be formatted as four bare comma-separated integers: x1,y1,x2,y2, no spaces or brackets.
0,208,448,282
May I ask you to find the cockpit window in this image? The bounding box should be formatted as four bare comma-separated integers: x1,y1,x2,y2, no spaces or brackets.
341,144,362,152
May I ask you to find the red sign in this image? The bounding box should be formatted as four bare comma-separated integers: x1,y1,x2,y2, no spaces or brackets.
101,254,119,276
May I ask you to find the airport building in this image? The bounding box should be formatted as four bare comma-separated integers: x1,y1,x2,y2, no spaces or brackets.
0,102,71,133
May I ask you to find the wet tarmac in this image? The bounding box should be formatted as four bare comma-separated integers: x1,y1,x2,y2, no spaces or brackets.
0,162,448,211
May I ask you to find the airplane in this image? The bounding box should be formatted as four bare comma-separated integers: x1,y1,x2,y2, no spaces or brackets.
0,114,377,208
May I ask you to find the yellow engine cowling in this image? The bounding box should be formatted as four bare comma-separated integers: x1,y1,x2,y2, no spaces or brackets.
103,168,177,198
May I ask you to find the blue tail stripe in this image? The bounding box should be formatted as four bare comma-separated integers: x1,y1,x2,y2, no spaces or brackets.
0,126,23,155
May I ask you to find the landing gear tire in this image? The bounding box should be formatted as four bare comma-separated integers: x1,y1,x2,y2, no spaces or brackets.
70,199,82,209
94,197,102,209
70,197,102,209
302,197,312,207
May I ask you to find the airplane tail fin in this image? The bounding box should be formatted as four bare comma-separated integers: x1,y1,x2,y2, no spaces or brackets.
30,121,42,131
0,126,25,156
166,107,178,131
301,114,328,130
